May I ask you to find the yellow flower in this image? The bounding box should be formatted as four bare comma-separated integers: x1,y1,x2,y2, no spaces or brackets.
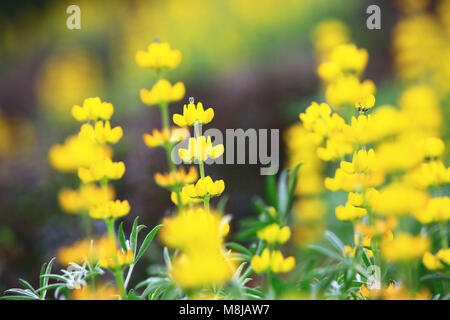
72,285,119,300
171,251,235,289
414,197,450,223
58,184,115,214
89,200,131,220
335,203,367,221
299,102,346,138
355,94,375,112
72,97,114,122
179,136,224,162
49,135,112,172
256,224,291,244
368,183,429,217
422,249,450,270
135,42,182,70
57,238,98,266
154,166,198,188
381,233,430,262
79,121,123,145
140,79,185,106
251,248,295,274
340,149,377,174
182,176,225,198
78,158,125,183
312,19,349,59
329,43,369,75
326,76,375,108
170,190,202,206
405,161,450,189
423,137,445,158
160,207,229,254
317,131,354,161
142,127,189,148
173,101,214,126
325,168,384,192
99,248,134,269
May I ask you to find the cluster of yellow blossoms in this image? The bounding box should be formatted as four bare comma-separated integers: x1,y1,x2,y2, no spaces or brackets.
136,40,232,293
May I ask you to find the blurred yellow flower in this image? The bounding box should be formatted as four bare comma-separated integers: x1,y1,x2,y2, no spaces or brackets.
89,200,130,220
257,224,291,244
422,249,450,270
78,158,125,183
135,41,182,70
72,97,114,122
79,121,123,145
251,248,295,274
72,285,119,300
142,127,189,148
58,184,115,214
381,233,430,262
140,79,185,106
154,166,198,188
414,197,450,224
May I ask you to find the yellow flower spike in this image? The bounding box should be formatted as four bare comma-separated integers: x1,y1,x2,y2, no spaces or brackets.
99,247,134,269
142,127,189,149
89,200,130,220
329,43,369,75
173,101,214,127
340,149,377,174
179,136,224,162
414,197,450,224
154,166,198,188
182,176,225,198
78,158,125,183
71,97,114,122
251,249,295,274
135,41,182,71
256,223,291,244
140,79,185,106
58,184,115,214
79,121,123,145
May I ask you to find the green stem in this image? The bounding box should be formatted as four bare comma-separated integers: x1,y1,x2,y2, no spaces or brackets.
114,269,127,299
160,102,170,130
194,121,210,213
441,222,448,249
106,218,116,242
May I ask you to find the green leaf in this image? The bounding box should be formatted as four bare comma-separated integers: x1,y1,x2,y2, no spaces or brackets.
251,196,268,215
118,222,128,251
163,247,172,270
134,224,163,264
324,230,345,253
265,173,278,208
18,279,36,294
307,243,346,263
130,216,140,255
216,196,229,214
225,242,252,256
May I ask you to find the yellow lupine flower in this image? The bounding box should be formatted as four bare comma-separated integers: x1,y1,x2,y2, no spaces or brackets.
171,251,235,289
182,176,225,198
79,121,123,145
135,42,182,70
325,168,384,192
381,233,430,262
368,183,429,217
99,248,134,269
72,97,114,122
251,248,295,274
405,160,450,189
142,127,189,148
422,249,450,270
423,137,445,158
355,94,375,112
178,136,224,162
89,200,130,220
326,76,375,108
154,166,198,188
170,190,202,206
160,207,229,254
58,184,114,214
49,135,112,172
328,43,369,75
348,192,364,207
140,79,185,106
78,158,125,183
173,101,214,126
312,19,349,59
340,149,377,174
57,238,98,266
257,224,291,244
414,197,450,223
335,203,367,221
72,286,119,300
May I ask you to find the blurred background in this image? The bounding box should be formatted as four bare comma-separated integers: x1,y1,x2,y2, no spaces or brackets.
0,0,449,290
